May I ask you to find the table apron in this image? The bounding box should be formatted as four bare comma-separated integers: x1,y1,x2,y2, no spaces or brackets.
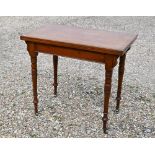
34,43,106,64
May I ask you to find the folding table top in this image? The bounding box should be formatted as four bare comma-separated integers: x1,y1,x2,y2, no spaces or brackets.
20,24,137,56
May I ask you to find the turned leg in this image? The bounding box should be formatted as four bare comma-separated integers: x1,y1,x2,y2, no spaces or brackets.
116,54,126,113
102,65,113,134
30,52,38,115
53,55,58,96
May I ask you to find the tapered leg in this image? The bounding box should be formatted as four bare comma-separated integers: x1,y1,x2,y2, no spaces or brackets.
53,55,58,96
102,66,113,134
116,54,126,113
30,52,38,115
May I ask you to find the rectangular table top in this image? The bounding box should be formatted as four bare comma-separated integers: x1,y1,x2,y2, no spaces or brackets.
20,24,137,56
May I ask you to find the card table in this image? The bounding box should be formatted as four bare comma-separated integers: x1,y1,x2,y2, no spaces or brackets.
20,24,137,133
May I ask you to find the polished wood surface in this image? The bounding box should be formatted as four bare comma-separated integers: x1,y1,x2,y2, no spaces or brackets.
21,24,137,56
20,24,137,133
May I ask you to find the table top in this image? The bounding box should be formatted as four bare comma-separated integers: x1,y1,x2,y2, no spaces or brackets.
20,24,137,56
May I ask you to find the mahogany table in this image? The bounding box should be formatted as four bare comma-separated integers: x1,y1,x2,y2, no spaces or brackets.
20,24,137,133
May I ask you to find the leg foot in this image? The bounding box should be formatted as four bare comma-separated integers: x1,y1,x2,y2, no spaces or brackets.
102,113,108,134
34,99,38,115
115,109,119,114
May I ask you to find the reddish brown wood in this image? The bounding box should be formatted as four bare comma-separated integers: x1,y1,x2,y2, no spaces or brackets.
53,55,58,96
20,24,137,133
27,42,38,115
20,24,138,56
102,55,118,133
35,43,106,63
103,68,113,133
116,54,126,113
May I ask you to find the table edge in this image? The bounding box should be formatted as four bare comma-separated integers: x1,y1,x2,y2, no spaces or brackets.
21,35,135,56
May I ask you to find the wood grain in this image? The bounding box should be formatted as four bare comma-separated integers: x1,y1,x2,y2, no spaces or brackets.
21,24,137,56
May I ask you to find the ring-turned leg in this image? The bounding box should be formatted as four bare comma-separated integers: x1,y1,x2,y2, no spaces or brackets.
116,54,126,113
53,55,58,96
102,65,113,134
30,52,38,115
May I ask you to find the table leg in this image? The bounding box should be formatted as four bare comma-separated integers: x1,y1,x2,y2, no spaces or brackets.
53,55,58,96
30,52,38,115
116,54,126,113
103,65,113,134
